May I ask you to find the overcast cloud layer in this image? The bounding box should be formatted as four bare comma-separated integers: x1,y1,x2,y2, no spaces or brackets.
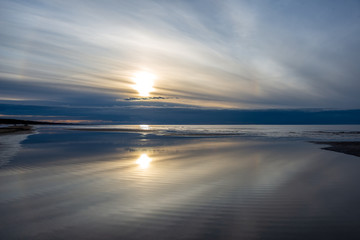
1,0,360,109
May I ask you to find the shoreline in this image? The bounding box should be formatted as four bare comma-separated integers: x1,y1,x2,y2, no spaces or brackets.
69,128,242,136
3,126,360,158
0,126,34,135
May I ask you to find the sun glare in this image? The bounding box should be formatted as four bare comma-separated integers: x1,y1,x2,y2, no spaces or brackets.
139,124,150,130
132,71,156,97
136,153,152,169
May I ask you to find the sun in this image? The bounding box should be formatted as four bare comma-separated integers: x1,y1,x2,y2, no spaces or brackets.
131,71,156,97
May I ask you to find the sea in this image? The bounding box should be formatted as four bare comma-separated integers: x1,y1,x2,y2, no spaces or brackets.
0,125,360,239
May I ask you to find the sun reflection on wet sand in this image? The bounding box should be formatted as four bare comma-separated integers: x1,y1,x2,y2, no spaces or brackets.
136,153,152,169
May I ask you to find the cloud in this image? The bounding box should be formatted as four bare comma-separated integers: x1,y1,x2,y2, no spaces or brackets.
123,96,179,101
1,0,360,108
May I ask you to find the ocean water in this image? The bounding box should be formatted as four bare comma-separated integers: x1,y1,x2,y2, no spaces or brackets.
1,125,360,239
69,124,360,140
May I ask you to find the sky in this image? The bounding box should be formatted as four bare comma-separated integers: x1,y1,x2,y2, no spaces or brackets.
1,0,360,119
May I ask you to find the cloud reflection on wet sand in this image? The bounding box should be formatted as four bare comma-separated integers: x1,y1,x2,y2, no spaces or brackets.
1,131,360,239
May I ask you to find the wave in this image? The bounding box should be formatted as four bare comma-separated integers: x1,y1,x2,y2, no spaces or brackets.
68,125,360,141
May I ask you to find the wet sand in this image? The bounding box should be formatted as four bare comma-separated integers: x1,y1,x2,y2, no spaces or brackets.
71,128,360,157
2,128,360,239
312,141,360,157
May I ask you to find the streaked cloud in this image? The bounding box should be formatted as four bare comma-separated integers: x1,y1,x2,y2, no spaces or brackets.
123,96,179,101
1,0,360,109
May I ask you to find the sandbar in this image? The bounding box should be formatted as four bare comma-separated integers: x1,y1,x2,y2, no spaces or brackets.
312,141,360,158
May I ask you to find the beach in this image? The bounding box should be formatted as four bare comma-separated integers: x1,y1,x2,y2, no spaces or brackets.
2,0,360,238
1,126,360,239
